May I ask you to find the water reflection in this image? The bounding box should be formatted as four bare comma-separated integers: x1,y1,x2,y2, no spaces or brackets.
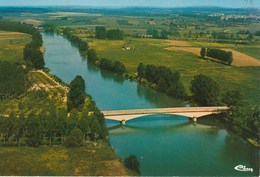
99,69,125,84
136,83,185,107
87,62,99,73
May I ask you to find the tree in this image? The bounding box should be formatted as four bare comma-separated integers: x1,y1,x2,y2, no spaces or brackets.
160,30,168,39
95,26,107,39
87,49,98,63
89,117,101,141
200,47,207,58
113,61,126,74
137,63,145,78
65,128,84,147
67,76,86,111
167,81,187,99
124,155,140,174
226,51,233,65
190,74,220,106
25,112,44,147
222,90,243,107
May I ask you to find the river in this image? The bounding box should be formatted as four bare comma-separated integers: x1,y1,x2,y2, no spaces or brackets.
43,33,259,176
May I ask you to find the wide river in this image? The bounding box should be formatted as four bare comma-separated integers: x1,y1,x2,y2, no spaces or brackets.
43,33,259,176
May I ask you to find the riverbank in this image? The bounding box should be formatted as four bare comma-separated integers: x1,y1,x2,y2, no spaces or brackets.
199,114,260,149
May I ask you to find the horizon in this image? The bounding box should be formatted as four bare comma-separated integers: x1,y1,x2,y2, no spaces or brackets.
0,0,259,8
1,5,260,9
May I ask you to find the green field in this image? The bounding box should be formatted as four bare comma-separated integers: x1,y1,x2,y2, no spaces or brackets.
85,37,260,104
0,31,31,63
0,143,133,176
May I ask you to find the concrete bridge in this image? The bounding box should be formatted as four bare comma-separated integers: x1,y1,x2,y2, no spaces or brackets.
102,106,228,125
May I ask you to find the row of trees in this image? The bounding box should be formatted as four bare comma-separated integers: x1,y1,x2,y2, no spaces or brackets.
62,28,89,53
137,63,186,99
23,32,45,69
87,49,127,74
59,29,127,75
95,26,124,40
0,61,27,101
200,48,233,65
0,105,108,147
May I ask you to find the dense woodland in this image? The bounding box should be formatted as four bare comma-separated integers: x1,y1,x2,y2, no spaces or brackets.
0,76,108,147
0,99,108,147
0,61,27,100
137,63,187,99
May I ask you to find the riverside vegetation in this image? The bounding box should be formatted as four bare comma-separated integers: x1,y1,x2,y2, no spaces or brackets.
0,20,136,176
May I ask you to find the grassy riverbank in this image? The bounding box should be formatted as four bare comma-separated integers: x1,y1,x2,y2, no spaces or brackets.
0,142,134,176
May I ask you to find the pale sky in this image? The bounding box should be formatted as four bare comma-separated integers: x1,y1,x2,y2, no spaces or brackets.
0,0,259,8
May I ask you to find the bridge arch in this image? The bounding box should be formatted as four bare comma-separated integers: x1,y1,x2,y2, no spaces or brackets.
102,106,228,125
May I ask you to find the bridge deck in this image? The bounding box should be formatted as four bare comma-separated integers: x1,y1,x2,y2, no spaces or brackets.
102,106,228,121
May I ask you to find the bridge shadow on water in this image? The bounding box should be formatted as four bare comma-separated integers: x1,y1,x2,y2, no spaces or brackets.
106,114,213,135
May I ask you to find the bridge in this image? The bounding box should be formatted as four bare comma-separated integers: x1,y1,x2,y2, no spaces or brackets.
102,106,228,125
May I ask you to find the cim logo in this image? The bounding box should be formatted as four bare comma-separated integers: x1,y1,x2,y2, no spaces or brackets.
234,165,253,173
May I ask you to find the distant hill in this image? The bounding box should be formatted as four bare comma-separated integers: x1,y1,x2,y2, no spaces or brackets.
0,6,259,16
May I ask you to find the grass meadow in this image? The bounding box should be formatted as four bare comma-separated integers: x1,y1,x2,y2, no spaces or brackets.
0,143,133,176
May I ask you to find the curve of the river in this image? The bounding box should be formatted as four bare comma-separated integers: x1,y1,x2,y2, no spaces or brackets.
43,33,259,176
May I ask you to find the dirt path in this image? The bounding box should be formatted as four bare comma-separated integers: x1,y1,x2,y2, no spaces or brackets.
30,70,69,92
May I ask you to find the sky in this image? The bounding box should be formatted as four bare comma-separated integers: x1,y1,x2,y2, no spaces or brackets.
0,0,259,8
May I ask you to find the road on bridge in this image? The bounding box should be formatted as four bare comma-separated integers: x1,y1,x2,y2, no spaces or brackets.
102,106,228,123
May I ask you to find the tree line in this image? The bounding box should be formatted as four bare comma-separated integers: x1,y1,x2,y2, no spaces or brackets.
0,76,108,147
0,104,108,147
200,47,233,65
23,31,45,69
95,26,124,40
87,49,126,74
137,63,187,99
62,28,89,54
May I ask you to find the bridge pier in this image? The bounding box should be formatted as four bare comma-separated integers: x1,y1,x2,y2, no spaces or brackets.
121,120,126,126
